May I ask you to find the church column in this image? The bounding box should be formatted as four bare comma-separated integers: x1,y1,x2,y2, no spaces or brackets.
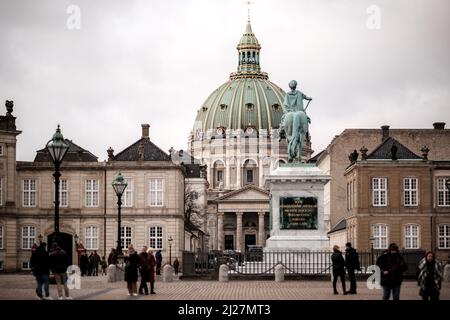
225,163,231,189
217,213,224,251
236,212,243,252
258,212,265,246
236,162,242,188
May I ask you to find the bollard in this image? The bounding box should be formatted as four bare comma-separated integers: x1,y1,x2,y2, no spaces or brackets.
275,264,285,282
219,264,229,282
444,263,450,283
107,264,116,283
163,264,175,282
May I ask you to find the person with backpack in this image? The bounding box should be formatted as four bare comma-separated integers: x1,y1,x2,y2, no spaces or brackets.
345,242,361,294
49,242,72,300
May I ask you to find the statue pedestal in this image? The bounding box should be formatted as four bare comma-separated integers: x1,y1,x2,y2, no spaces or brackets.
264,163,330,251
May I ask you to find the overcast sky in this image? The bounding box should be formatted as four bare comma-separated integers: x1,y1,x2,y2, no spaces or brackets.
1,0,449,161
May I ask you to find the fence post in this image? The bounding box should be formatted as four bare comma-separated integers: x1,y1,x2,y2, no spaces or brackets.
219,264,229,282
275,264,284,282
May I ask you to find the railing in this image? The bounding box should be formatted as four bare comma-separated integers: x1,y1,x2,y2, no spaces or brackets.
185,249,425,277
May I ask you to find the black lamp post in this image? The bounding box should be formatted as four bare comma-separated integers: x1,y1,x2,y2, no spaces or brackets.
74,234,79,245
168,236,173,266
46,125,69,245
112,172,128,263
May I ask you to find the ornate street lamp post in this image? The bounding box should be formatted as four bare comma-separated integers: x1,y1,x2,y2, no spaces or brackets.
112,172,128,263
46,125,69,245
168,236,173,266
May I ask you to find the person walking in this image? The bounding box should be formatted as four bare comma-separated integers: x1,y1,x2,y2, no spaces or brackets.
331,245,347,295
138,246,151,295
416,251,443,301
30,242,51,300
344,242,361,294
87,252,94,276
100,256,108,275
147,248,157,294
108,248,117,265
376,243,408,300
49,242,72,300
124,244,139,296
155,250,162,275
173,258,180,275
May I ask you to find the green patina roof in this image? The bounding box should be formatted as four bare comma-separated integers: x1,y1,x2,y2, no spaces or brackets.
192,21,286,134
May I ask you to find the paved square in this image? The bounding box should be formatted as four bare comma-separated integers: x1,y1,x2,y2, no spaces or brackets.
0,274,448,300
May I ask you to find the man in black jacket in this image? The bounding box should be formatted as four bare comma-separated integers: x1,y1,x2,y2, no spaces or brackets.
376,243,408,300
345,242,361,294
49,242,71,299
30,242,51,299
331,245,347,295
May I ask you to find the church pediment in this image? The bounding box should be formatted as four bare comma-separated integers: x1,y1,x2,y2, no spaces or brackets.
215,185,269,202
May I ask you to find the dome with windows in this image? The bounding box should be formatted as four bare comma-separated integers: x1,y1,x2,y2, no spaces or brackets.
192,22,286,136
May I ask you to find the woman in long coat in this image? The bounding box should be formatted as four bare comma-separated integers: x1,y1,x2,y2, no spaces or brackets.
147,248,157,294
417,251,442,301
124,244,139,296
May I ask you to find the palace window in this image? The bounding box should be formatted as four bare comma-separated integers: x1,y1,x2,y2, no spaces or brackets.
246,169,254,184
22,226,36,250
54,179,68,207
438,224,450,249
22,261,31,270
149,226,163,250
0,177,3,206
404,178,418,206
404,224,420,249
149,178,164,207
0,145,4,156
437,178,450,206
372,178,387,206
23,179,37,207
372,224,388,250
121,226,132,250
85,226,99,250
123,180,133,208
85,179,99,207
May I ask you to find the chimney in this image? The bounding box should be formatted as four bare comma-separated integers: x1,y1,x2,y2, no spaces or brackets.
381,125,390,141
433,122,445,130
141,124,150,138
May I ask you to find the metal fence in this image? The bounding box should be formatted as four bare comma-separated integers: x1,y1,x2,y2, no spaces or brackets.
183,249,425,277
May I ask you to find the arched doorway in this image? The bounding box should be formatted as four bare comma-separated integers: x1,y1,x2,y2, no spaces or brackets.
47,232,73,266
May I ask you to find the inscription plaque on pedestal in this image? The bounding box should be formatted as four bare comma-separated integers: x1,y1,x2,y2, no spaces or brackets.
279,196,318,230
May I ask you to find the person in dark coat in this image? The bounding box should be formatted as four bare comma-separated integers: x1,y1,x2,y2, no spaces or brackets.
344,242,361,294
416,251,442,301
155,250,162,275
79,250,89,276
108,248,118,265
331,245,347,295
124,244,139,296
30,242,51,299
173,258,180,275
100,256,108,275
87,252,94,276
147,248,157,294
91,251,101,276
376,243,407,300
138,246,151,295
49,242,71,299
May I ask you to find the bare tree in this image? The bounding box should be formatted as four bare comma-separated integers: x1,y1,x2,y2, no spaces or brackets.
184,185,206,231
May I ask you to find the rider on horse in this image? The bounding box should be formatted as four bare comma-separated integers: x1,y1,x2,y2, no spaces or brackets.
279,80,312,141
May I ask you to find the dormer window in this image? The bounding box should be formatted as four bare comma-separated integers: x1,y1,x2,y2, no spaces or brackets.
216,126,225,135
202,106,208,112
272,104,280,111
220,104,228,110
246,103,254,111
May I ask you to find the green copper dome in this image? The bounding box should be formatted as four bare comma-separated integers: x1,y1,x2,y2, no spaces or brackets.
193,22,286,135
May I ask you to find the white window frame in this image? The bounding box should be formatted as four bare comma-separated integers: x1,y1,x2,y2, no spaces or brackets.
23,179,37,207
372,224,389,250
438,224,450,249
149,178,164,207
85,179,99,207
149,226,163,250
22,261,31,270
437,178,450,207
121,226,132,250
22,226,36,250
0,225,3,250
404,224,420,249
123,179,133,208
403,178,418,206
85,226,99,250
372,178,387,207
